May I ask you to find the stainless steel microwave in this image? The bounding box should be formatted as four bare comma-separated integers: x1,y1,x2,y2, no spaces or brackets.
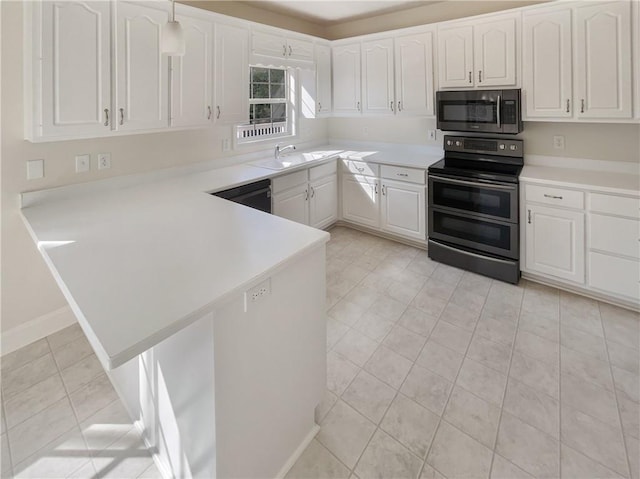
436,89,523,134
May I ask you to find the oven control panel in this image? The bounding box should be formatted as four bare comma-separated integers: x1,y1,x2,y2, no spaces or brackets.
443,135,523,158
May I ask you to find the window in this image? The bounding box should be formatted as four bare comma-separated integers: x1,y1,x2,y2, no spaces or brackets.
237,66,292,143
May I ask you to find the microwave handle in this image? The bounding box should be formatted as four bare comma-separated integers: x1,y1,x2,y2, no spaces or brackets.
497,95,501,128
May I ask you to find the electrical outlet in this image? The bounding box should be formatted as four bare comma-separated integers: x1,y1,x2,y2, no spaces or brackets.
553,135,565,150
244,278,271,312
98,153,111,170
427,130,437,141
75,154,90,173
27,159,44,180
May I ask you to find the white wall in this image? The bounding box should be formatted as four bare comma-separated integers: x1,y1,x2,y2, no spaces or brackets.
0,0,328,340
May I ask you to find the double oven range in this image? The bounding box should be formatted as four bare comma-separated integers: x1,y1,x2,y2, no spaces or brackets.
428,136,524,284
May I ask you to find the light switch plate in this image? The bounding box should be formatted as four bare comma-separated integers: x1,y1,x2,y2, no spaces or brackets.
75,154,90,173
27,159,44,180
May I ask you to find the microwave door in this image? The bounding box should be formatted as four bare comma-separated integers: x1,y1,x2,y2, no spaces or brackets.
437,90,503,133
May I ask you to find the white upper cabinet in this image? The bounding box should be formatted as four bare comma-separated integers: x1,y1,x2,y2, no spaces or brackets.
575,1,632,119
316,44,332,115
215,22,249,124
116,2,169,131
287,38,314,62
438,13,518,89
170,12,213,127
523,6,573,118
361,38,395,115
438,25,474,88
394,32,434,116
251,30,314,63
38,1,112,139
332,43,362,115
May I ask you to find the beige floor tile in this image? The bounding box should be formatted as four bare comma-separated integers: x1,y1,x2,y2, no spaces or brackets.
69,374,119,423
137,462,164,479
601,307,640,350
457,271,492,297
80,399,134,452
456,358,507,407
448,287,487,314
1,340,50,374
12,427,91,479
333,329,378,367
386,280,422,305
440,302,480,332
560,291,601,321
352,313,395,342
509,351,559,399
1,433,11,475
618,391,640,440
626,434,639,479
364,346,413,390
4,374,67,429
496,412,559,478
467,334,512,375
560,307,604,339
612,365,640,402
380,394,439,458
343,285,379,309
341,264,369,284
427,421,493,479
443,386,500,449
51,337,95,371
503,378,559,439
490,454,533,478
518,311,559,343
406,255,439,278
354,429,422,479
46,324,85,352
317,401,376,469
342,370,396,424
561,404,629,477
561,373,620,426
7,397,76,465
419,278,457,302
475,315,517,348
400,365,453,416
608,341,640,375
382,325,427,361
327,351,359,396
521,290,560,322
91,428,153,479
316,390,338,425
560,444,624,479
411,287,448,318
514,330,559,366
327,319,350,351
368,296,408,323
360,271,394,294
430,264,464,286
285,440,349,479
415,340,464,382
420,463,446,479
561,347,614,392
60,354,105,395
398,307,438,337
2,353,58,400
429,320,473,354
328,300,368,327
561,325,609,362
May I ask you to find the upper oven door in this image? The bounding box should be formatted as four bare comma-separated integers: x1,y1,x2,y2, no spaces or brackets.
428,174,518,223
437,90,503,133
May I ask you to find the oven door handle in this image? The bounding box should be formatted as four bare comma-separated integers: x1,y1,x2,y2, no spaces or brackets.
429,174,516,190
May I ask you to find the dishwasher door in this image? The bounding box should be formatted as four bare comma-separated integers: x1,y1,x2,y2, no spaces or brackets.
212,179,272,213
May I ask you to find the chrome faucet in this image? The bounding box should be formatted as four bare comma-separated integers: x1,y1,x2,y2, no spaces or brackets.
275,144,296,159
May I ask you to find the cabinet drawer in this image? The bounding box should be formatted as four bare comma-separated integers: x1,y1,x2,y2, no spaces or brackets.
272,170,308,194
590,193,640,219
309,160,337,181
589,251,640,301
525,184,584,209
342,160,379,177
380,165,425,184
590,214,640,259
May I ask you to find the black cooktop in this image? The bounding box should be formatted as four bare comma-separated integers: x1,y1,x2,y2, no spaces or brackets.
428,157,523,184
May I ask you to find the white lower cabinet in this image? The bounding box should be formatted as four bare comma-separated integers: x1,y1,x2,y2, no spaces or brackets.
272,162,338,229
341,175,380,228
380,179,426,241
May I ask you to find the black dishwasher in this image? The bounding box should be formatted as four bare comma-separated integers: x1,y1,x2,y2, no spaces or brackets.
211,179,272,213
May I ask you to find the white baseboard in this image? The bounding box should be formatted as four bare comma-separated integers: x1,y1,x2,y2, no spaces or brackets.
275,423,320,479
1,306,76,355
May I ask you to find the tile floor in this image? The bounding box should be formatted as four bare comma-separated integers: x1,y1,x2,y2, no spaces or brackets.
1,225,638,478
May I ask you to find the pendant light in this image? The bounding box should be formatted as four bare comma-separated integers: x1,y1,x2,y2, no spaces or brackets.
162,0,185,56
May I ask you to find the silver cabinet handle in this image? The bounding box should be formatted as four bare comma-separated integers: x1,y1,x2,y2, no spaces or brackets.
119,108,124,125
528,209,531,224
304,189,308,201
216,106,221,119
566,99,570,113
468,71,472,83
397,101,401,112
104,108,109,126
397,173,408,177
543,194,563,200
283,45,287,56
310,186,315,198
357,101,361,112
208,106,212,120
355,166,365,172
581,99,585,113
318,102,322,111
374,183,379,195
382,185,386,196
479,70,482,83
288,45,292,56
390,101,394,112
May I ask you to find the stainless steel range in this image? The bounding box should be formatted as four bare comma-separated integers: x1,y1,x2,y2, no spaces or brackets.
427,135,524,284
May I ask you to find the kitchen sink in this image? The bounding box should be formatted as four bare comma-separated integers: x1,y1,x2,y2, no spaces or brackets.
251,151,342,170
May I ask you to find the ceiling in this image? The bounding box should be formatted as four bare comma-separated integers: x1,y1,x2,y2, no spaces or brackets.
242,0,441,24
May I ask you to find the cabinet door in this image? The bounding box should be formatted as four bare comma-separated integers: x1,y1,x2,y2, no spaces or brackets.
525,204,585,283
171,14,213,127
395,32,434,116
287,38,314,62
437,25,474,88
116,2,169,131
41,1,112,138
341,176,379,228
332,43,361,114
361,38,395,115
523,7,572,118
316,44,332,115
215,23,249,123
273,184,309,225
310,175,338,229
474,17,517,87
381,180,426,241
252,30,286,59
575,1,632,118
299,68,318,119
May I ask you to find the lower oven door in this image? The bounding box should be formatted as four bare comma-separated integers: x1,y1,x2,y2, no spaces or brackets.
428,207,519,259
